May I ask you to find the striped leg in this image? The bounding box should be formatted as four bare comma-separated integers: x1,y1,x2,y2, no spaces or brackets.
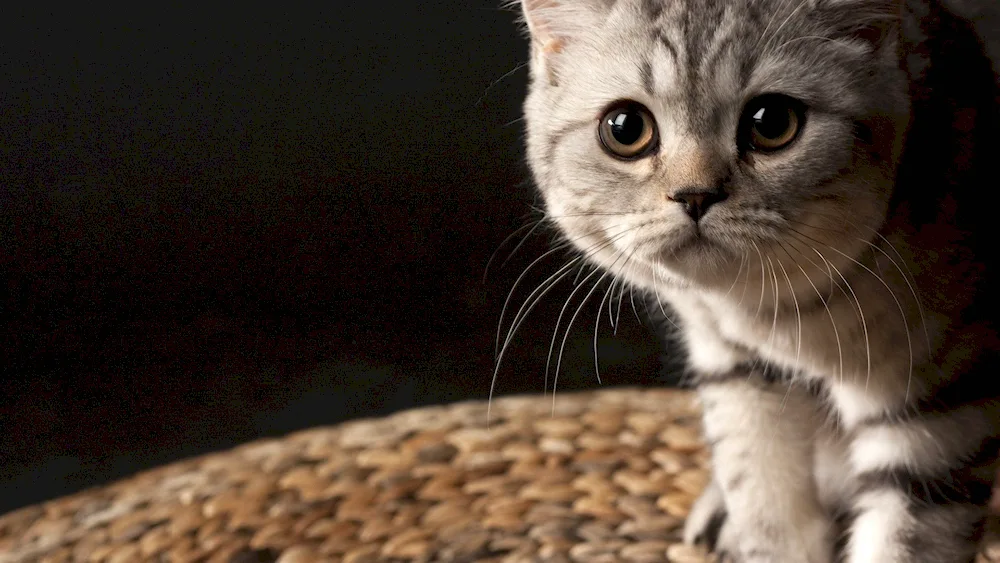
686,375,835,563
833,382,999,563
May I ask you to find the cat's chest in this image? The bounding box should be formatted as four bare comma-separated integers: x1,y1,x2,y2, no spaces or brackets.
670,291,825,376
670,281,918,391
696,294,791,351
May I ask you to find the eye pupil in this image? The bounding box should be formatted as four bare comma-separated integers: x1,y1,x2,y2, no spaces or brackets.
752,106,791,140
610,111,644,146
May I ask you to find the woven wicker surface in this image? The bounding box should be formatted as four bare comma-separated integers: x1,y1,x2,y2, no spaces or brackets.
1,387,998,563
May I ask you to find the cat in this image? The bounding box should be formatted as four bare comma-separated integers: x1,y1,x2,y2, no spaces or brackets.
512,0,1000,561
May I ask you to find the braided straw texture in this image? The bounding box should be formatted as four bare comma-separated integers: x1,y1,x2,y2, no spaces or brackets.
1,388,998,563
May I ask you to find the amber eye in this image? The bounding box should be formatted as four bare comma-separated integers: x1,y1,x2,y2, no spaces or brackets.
740,94,805,153
598,102,658,159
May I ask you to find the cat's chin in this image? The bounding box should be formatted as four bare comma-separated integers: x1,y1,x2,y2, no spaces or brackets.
645,232,744,289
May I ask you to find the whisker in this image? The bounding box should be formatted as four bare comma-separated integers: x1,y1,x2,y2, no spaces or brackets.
737,243,754,308
827,247,914,400
775,34,840,51
783,216,859,236
495,221,622,377
724,252,748,298
499,256,581,358
616,257,638,334
572,260,590,285
629,268,643,324
784,236,872,391
786,240,845,383
595,275,619,386
751,241,767,321
607,277,619,332
496,219,549,276
812,246,873,392
544,210,648,219
653,256,681,330
492,221,635,420
773,248,802,368
551,255,622,414
489,261,577,425
495,238,577,356
755,0,796,51
765,256,781,361
484,218,545,284
788,227,913,399
474,61,528,108
856,228,932,358
544,227,641,405
761,0,813,55
593,244,641,385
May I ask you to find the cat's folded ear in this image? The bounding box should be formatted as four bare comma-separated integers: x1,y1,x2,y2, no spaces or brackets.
514,0,608,84
517,0,596,49
823,0,904,50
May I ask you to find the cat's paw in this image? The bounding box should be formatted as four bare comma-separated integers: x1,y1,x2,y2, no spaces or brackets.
683,479,729,550
684,480,833,563
719,512,833,563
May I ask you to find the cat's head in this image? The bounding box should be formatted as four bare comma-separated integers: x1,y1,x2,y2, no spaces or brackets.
518,0,911,300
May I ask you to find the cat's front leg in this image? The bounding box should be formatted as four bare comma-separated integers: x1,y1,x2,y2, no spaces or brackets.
833,381,997,563
687,374,835,563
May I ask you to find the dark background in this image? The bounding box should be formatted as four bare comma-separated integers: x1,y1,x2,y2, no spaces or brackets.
2,1,998,517
0,3,669,514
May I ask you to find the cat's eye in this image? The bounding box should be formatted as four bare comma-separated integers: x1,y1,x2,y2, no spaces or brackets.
740,94,805,153
598,102,658,159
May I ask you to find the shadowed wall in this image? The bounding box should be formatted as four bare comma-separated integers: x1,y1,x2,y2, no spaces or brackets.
0,2,667,514
2,0,997,516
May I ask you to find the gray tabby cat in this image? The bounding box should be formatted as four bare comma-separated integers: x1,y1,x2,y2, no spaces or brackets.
513,0,1000,561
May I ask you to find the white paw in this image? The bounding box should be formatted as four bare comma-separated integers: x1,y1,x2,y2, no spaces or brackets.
724,510,834,563
683,478,727,547
683,479,834,563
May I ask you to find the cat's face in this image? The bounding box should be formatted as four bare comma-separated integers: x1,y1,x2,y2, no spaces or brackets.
521,0,911,299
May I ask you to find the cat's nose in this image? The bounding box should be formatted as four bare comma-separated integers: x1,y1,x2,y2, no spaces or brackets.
671,188,728,222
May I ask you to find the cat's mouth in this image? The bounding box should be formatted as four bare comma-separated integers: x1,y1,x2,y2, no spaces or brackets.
655,221,715,252
663,230,715,258
598,213,739,279
641,221,740,273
